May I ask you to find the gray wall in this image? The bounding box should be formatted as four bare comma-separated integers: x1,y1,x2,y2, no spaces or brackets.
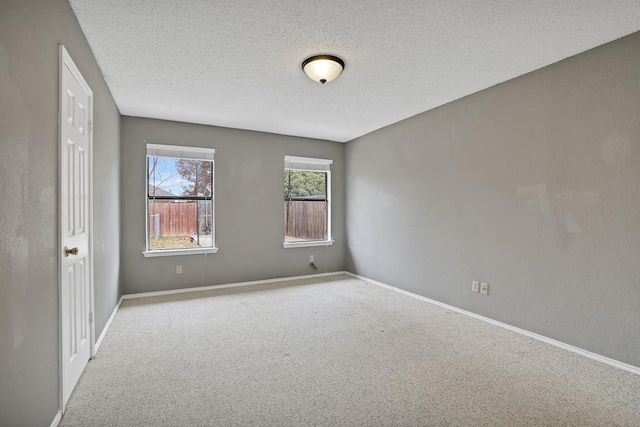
121,117,345,294
345,32,640,367
0,1,121,425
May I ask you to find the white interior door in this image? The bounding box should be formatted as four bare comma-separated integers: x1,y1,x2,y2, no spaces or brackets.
59,45,94,408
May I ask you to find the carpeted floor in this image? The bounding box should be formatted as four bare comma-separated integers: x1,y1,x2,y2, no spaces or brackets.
60,274,640,426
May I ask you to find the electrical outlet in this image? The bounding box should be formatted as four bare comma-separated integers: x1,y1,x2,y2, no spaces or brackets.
480,282,489,295
310,255,314,262
472,281,480,292
176,265,182,274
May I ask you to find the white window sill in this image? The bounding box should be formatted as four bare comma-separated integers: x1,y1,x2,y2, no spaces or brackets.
283,240,334,249
142,247,219,257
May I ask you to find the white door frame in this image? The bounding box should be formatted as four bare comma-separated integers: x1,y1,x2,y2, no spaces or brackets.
58,44,96,413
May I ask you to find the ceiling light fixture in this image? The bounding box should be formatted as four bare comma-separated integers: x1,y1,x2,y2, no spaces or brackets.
302,55,344,84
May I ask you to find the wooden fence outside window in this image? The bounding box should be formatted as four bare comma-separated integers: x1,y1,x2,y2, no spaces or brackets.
149,202,198,237
149,200,325,241
284,200,327,241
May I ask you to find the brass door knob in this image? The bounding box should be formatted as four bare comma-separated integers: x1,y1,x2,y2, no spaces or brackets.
64,246,79,256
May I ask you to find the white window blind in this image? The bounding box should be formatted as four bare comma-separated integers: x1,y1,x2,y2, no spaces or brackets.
284,155,332,171
147,144,215,161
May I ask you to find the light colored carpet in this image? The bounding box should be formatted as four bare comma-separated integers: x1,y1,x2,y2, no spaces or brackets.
60,274,640,426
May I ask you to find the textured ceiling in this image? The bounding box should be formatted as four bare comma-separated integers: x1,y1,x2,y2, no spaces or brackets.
69,1,640,143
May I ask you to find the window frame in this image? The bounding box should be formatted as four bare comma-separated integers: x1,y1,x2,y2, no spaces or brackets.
283,155,334,248
142,143,218,257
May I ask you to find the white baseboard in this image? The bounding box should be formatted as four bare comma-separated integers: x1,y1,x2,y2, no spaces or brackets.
345,272,640,376
122,271,347,300
94,296,123,353
50,410,62,427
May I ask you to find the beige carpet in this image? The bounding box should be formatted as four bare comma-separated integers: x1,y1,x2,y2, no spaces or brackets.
60,275,640,426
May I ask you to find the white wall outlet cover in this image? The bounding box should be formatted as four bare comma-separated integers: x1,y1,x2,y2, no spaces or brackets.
176,265,182,274
310,255,314,262
480,282,489,295
472,281,480,292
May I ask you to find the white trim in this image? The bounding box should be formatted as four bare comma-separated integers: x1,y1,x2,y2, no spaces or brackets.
345,272,640,376
284,155,332,242
283,240,334,248
122,271,347,300
327,170,332,241
58,44,95,413
142,247,219,257
88,98,96,360
50,410,62,427
94,296,123,352
145,143,217,253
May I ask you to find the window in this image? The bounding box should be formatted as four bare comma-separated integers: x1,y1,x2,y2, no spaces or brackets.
143,144,217,257
283,155,333,248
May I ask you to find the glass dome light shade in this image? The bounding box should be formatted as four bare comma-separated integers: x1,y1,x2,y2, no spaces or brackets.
302,55,345,84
